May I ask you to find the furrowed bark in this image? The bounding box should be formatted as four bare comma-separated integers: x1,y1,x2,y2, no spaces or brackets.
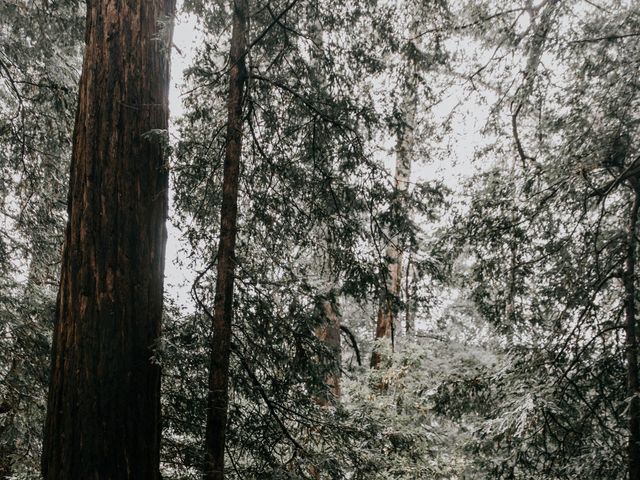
625,187,640,480
204,0,248,478
42,0,174,478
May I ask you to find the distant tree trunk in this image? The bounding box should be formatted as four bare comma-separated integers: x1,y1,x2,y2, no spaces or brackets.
204,0,248,478
41,1,174,478
308,297,341,479
404,250,417,336
315,297,342,405
0,360,17,479
505,243,517,321
308,9,342,405
625,187,640,480
371,51,418,369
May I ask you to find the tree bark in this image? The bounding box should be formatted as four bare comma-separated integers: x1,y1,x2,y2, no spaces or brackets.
42,1,174,479
315,298,342,405
625,187,640,480
204,0,248,478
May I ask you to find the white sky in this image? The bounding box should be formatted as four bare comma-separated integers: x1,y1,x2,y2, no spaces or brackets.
165,9,200,309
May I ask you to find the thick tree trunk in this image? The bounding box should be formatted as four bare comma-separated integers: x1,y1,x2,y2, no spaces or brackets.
204,0,248,478
42,1,174,479
371,58,417,369
625,188,640,480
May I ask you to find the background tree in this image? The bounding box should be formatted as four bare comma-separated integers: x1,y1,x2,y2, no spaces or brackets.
439,0,640,477
204,0,249,477
168,0,447,477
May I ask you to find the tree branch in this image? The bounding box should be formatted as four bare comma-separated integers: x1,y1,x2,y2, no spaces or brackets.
569,31,640,44
231,344,306,453
339,325,361,366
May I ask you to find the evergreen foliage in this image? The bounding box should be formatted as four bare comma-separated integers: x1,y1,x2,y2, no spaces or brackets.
0,1,82,476
2,0,640,478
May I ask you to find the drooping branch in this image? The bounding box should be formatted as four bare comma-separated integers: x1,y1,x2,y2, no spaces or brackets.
184,0,301,96
569,31,640,44
231,344,306,453
588,155,640,200
511,102,535,168
339,325,361,366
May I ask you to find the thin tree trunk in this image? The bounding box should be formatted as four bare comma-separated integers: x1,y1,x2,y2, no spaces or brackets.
371,54,418,369
308,298,341,479
308,8,342,405
42,1,174,478
505,240,517,346
306,13,342,478
0,360,17,479
625,187,640,480
315,298,342,405
405,250,417,336
204,0,248,478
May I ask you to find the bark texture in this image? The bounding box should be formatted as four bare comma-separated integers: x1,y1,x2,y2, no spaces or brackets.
41,1,174,478
204,0,248,478
625,188,640,480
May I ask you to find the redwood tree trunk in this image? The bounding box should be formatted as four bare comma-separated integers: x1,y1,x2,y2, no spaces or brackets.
315,299,342,405
371,50,417,369
625,187,640,480
41,1,174,478
204,0,248,478
308,7,342,404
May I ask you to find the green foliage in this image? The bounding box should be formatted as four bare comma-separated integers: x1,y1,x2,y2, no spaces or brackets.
0,0,83,475
441,1,640,478
3,0,640,478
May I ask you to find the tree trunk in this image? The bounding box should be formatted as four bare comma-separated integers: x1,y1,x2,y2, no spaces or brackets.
42,1,174,478
308,298,341,479
0,360,17,479
315,298,342,405
404,250,417,336
204,0,248,478
625,187,640,480
371,49,418,369
308,9,342,406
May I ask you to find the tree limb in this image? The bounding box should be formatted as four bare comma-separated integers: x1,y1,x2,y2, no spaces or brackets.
339,325,361,366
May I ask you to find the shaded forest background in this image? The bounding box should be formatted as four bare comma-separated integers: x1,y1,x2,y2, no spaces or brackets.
2,0,640,478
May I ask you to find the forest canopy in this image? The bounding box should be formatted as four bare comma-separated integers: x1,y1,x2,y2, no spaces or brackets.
1,0,640,479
